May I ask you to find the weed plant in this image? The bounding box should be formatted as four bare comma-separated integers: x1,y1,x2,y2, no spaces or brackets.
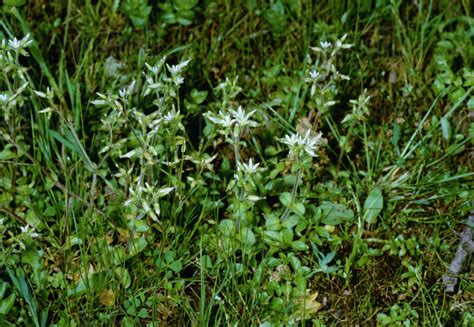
0,0,473,325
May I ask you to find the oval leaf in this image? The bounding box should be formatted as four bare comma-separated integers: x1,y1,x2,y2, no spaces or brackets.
364,187,383,224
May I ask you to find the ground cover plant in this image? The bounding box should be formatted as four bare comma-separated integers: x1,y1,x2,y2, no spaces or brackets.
0,0,473,325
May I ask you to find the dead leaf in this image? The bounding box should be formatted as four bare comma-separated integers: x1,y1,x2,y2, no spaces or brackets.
101,289,115,307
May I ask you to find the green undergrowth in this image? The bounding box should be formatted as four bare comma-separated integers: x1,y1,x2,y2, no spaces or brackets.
0,0,473,325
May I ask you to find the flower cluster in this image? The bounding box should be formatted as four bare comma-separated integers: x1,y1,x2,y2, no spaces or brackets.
1,34,33,122
280,130,324,159
342,89,371,125
305,34,352,114
205,105,259,131
124,182,174,222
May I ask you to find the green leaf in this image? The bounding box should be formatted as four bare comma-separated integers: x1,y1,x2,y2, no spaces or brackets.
137,307,148,318
263,231,282,243
282,228,294,245
191,89,208,104
0,148,16,160
218,219,235,236
22,247,46,287
114,267,131,289
4,0,26,6
270,297,285,312
0,293,16,315
364,187,383,224
173,0,198,10
440,117,451,140
43,206,56,217
128,237,148,257
318,202,354,225
282,215,299,229
168,260,183,273
264,146,278,156
240,227,256,245
279,192,292,208
133,219,150,232
291,202,305,216
0,282,7,298
266,215,281,231
291,240,308,251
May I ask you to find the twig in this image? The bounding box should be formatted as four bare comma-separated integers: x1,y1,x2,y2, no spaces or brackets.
442,211,474,292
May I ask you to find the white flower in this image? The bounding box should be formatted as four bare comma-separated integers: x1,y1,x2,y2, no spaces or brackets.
91,99,107,106
34,90,47,98
145,62,160,74
280,130,324,158
335,34,353,49
20,224,40,238
167,58,191,76
174,76,185,85
164,109,179,123
164,112,173,121
309,70,321,80
230,106,258,128
280,133,301,148
205,112,234,128
247,195,265,202
238,158,261,174
320,41,331,49
119,80,136,98
0,93,10,103
22,34,33,46
301,130,323,157
7,34,32,50
156,186,174,197
8,37,22,49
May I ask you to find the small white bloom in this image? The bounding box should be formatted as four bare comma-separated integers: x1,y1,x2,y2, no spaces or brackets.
8,37,21,49
335,34,353,49
230,106,258,128
164,110,178,122
156,187,174,197
238,158,261,174
247,195,265,202
34,90,47,98
205,112,234,128
0,93,10,103
145,62,160,75
174,76,184,85
22,34,33,47
302,130,323,158
320,41,331,49
309,70,321,80
280,130,324,158
91,99,107,106
167,58,191,75
20,224,40,238
280,133,300,148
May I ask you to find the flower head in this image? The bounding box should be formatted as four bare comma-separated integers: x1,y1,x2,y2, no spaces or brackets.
230,106,258,128
167,58,191,76
205,111,234,128
238,158,261,174
0,93,11,103
7,34,32,51
320,41,332,50
280,130,324,158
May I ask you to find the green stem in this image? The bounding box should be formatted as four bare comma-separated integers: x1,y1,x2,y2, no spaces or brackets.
281,166,302,222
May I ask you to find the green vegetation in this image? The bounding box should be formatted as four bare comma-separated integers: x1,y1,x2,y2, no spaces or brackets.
1,0,473,325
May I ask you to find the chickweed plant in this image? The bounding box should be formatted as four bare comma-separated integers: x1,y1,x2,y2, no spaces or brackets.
1,1,473,325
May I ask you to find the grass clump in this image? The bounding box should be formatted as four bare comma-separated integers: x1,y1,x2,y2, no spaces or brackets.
0,0,473,325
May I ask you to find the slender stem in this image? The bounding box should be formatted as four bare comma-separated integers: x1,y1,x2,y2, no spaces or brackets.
232,128,243,230
281,166,302,222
